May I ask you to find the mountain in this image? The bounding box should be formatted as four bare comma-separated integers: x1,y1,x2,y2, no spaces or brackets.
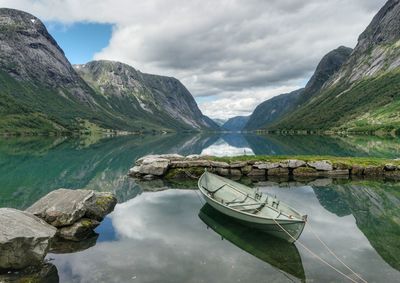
270,0,400,133
244,89,303,131
0,8,217,134
222,116,250,131
74,60,219,131
213,118,227,127
245,46,352,131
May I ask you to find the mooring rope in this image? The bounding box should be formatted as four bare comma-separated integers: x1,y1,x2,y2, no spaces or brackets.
272,219,364,283
306,221,368,283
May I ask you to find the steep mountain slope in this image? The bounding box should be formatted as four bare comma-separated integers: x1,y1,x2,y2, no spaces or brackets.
244,89,303,130
271,0,400,133
75,61,219,131
222,116,249,131
0,8,217,133
245,46,352,131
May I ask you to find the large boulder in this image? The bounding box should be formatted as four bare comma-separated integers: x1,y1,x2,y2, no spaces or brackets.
26,189,94,227
27,189,117,227
0,208,57,270
0,263,59,283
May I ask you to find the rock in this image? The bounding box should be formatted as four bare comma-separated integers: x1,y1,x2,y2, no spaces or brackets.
351,165,365,175
138,157,170,176
171,160,210,168
364,166,384,176
58,218,100,242
384,164,397,171
293,167,319,177
247,168,266,176
128,166,141,177
185,154,201,159
267,168,289,176
229,161,248,168
135,154,182,165
253,162,279,169
27,189,94,227
27,189,117,227
333,162,351,170
0,263,59,283
84,192,117,221
286,159,306,168
308,178,333,187
210,161,230,168
384,170,400,179
241,165,253,175
229,169,242,176
0,208,57,270
213,167,230,176
307,160,333,171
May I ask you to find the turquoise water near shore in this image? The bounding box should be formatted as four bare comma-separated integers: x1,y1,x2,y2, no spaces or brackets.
1,133,399,282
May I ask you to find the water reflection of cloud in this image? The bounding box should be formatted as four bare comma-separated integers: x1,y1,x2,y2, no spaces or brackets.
50,188,399,283
201,139,254,156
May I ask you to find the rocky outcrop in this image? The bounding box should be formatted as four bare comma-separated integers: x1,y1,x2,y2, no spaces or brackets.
0,208,57,270
129,154,400,181
27,189,117,241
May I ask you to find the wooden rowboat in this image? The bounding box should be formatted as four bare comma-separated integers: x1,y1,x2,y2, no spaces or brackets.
198,171,307,243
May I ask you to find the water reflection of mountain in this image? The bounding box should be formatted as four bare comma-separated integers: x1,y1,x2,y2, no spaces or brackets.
0,134,217,209
199,204,305,281
313,182,400,271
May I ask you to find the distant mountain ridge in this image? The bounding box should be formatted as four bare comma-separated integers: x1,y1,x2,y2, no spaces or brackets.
75,61,219,131
0,8,218,134
222,116,250,131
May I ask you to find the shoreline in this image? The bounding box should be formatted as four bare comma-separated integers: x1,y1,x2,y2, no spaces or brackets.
129,154,400,181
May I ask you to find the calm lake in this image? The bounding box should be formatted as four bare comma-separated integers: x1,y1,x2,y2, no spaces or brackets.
1,133,399,283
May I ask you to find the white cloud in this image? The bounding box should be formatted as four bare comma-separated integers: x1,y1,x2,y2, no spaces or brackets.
0,0,387,118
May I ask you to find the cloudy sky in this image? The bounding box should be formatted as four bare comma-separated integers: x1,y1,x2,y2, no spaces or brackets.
0,0,387,119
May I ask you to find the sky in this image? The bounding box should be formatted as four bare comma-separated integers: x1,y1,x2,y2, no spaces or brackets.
0,0,388,120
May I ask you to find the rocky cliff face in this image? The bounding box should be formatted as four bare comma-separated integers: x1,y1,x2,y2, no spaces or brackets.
330,0,400,84
222,116,249,131
0,8,97,105
75,61,219,131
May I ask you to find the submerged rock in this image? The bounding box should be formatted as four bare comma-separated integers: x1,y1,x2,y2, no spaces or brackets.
0,208,57,270
0,263,59,283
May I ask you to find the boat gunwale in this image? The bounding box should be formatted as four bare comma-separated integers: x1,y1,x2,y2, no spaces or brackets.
198,172,306,224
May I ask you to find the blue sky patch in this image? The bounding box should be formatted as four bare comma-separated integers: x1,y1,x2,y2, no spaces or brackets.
45,21,113,64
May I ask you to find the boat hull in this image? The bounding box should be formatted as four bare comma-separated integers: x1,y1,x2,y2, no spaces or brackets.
203,195,306,243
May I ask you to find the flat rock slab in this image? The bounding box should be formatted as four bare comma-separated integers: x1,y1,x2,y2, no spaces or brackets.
0,208,57,270
27,189,94,227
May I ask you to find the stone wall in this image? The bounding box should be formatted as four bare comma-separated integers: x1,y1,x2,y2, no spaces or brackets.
129,154,400,181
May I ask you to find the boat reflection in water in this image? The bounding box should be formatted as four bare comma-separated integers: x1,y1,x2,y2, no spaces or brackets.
199,204,306,281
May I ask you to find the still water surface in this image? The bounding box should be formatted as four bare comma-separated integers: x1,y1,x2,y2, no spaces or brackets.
1,133,399,282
